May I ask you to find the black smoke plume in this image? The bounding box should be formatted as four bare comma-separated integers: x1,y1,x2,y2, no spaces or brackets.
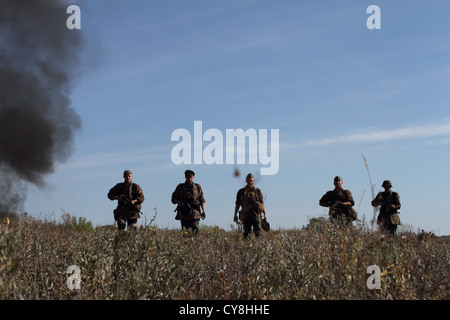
0,0,83,217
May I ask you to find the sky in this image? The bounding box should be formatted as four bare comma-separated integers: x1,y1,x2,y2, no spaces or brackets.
22,0,450,235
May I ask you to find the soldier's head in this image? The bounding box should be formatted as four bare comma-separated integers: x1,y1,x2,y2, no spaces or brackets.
382,180,392,191
246,173,255,187
333,176,343,189
123,170,132,183
185,170,195,184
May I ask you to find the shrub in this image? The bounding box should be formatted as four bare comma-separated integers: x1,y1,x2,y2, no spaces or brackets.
61,212,94,232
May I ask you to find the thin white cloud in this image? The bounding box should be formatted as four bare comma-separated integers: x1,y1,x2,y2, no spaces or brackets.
283,120,450,149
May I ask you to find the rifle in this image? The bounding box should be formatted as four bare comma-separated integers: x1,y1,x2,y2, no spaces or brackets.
381,192,399,214
121,195,145,216
174,201,205,220
121,195,161,229
328,200,359,221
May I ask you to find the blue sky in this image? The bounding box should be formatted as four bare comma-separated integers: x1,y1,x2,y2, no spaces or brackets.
25,0,450,235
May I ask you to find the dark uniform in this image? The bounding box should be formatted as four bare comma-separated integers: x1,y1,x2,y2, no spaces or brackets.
108,170,144,231
234,173,266,239
171,170,206,234
319,176,357,222
372,180,401,235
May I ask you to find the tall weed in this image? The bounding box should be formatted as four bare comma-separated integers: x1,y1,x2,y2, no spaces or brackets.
1,216,448,300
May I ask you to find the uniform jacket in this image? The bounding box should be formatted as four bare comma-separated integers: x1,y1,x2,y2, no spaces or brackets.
171,182,205,220
320,188,357,220
235,186,264,221
108,182,144,219
372,191,401,226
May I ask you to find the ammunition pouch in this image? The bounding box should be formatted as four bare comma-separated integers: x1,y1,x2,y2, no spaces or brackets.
390,212,401,225
114,204,140,221
175,203,190,220
175,201,201,220
377,211,401,226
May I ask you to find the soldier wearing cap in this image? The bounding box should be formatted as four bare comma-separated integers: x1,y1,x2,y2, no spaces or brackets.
371,180,401,235
171,170,206,235
234,173,266,239
108,170,145,231
319,176,358,222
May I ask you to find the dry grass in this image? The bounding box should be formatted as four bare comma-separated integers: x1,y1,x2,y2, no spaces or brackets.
1,215,448,300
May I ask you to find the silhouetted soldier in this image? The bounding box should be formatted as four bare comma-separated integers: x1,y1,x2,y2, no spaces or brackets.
234,173,267,239
372,180,401,235
108,170,144,231
319,176,358,223
172,170,206,235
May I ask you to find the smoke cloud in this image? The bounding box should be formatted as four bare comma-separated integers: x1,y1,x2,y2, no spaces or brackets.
0,0,83,217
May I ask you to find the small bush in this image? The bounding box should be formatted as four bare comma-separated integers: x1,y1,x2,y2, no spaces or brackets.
61,212,94,232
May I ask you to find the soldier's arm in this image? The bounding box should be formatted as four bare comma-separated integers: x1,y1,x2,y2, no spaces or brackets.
234,203,240,214
392,193,401,210
197,184,206,204
371,193,383,207
171,184,182,205
259,190,267,219
233,203,240,222
343,190,355,207
256,188,264,205
234,190,242,221
196,184,206,214
319,193,330,207
108,184,120,201
133,185,144,205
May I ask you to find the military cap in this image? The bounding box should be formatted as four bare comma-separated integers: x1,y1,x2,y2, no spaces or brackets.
123,170,132,176
334,176,342,182
185,169,195,177
382,180,392,188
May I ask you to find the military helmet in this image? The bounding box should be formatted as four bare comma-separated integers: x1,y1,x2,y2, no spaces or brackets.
334,176,342,182
382,180,392,188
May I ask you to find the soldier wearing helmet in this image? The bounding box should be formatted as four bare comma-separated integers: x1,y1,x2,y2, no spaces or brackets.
371,180,401,235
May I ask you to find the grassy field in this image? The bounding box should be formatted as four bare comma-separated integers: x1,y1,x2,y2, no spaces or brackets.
0,215,448,300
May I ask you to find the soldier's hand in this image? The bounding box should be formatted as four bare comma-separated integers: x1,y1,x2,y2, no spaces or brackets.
233,214,239,223
201,212,206,220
